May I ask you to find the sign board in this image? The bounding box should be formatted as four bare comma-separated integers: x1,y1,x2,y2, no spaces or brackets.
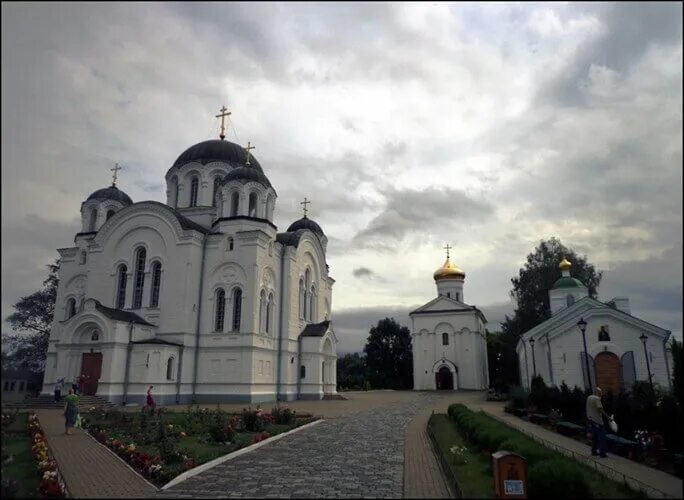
492,450,528,499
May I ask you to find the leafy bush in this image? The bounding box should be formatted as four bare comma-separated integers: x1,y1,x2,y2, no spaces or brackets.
498,438,553,466
509,386,529,409
530,376,552,413
271,405,296,426
241,407,266,432
528,458,592,499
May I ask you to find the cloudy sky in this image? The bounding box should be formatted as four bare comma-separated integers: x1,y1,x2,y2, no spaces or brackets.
2,2,682,353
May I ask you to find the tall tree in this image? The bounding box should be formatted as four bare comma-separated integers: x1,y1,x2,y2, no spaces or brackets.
364,317,413,390
4,259,60,372
487,331,519,392
336,352,367,390
502,238,602,339
670,337,684,408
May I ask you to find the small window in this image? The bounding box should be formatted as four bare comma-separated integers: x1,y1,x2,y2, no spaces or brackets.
132,247,146,309
166,357,175,380
566,294,575,307
116,264,127,309
228,237,234,251
232,288,242,332
455,293,460,301
18,381,25,392
442,332,449,346
150,262,162,308
231,192,239,216
66,298,77,320
10,381,15,391
79,251,87,265
189,176,199,207
106,209,115,221
146,354,150,368
212,177,221,207
215,288,226,332
300,365,306,379
89,208,98,232
447,292,450,298
91,330,99,341
248,192,258,217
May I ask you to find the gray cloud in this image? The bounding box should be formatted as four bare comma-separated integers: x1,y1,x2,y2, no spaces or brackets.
352,267,374,279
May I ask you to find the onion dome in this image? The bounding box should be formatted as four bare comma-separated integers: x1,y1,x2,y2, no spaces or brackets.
172,139,264,173
552,276,585,289
222,166,272,189
559,257,572,271
287,216,324,238
433,257,465,280
86,185,133,206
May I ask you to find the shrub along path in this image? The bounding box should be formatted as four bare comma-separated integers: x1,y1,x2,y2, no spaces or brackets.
34,409,156,498
467,400,683,499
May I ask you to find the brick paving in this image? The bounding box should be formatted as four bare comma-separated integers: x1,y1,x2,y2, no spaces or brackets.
35,409,156,498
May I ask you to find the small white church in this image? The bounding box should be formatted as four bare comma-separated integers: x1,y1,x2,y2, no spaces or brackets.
411,249,489,391
41,109,338,404
517,258,674,394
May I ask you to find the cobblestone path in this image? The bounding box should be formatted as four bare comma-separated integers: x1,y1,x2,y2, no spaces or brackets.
159,392,444,498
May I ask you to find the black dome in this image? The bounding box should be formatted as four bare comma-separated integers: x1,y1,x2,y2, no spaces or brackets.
287,216,324,237
86,185,133,205
222,166,272,189
172,139,264,173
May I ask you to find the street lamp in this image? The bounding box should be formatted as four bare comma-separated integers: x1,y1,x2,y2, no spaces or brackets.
577,318,592,392
529,338,537,378
639,333,654,393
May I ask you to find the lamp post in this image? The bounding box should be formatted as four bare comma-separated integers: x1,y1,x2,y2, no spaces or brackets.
530,338,537,378
639,333,654,393
577,318,592,392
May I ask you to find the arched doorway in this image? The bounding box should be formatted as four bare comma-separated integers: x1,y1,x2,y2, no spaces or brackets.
595,352,622,395
435,366,454,390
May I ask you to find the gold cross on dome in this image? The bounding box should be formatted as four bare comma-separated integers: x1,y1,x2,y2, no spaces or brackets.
300,197,311,217
443,243,452,259
244,141,255,166
110,163,122,186
216,105,232,141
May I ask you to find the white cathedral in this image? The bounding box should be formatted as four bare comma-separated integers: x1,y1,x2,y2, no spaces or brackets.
411,250,489,391
42,114,338,404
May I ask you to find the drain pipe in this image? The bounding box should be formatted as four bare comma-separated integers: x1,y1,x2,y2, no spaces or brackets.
191,236,209,403
275,246,287,401
122,322,134,405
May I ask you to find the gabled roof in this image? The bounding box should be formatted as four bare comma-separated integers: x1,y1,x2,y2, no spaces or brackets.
410,295,487,323
93,300,155,326
300,320,331,337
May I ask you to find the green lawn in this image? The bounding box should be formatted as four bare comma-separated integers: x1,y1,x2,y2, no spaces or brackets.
428,414,494,498
2,415,40,498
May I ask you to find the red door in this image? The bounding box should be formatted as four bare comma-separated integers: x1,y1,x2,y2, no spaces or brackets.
80,353,103,395
595,352,622,396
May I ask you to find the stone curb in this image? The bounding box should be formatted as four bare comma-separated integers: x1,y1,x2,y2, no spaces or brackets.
161,419,325,490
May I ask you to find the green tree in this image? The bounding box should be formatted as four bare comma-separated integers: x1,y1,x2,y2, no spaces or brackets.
487,331,519,392
670,337,684,407
3,259,59,372
502,238,602,339
363,318,413,390
336,352,367,390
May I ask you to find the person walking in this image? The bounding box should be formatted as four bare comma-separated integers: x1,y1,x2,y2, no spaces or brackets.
63,388,79,435
586,386,611,458
145,385,156,412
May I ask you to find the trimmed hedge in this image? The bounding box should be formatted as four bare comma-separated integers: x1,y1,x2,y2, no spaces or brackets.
447,404,641,499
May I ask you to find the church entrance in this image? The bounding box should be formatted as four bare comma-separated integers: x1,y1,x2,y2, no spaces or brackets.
594,352,622,395
80,353,102,395
435,366,454,390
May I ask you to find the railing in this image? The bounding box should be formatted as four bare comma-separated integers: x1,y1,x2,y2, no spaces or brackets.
485,412,672,498
426,414,462,499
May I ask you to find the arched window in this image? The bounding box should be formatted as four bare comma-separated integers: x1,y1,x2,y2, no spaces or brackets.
91,330,99,341
232,288,242,332
566,295,575,307
259,290,266,333
132,247,146,309
150,262,162,308
171,176,179,208
65,298,76,320
231,192,239,216
189,176,199,207
214,288,226,332
309,285,316,322
300,365,306,379
442,332,449,346
248,192,258,217
116,264,127,309
212,177,221,207
89,208,98,232
228,237,234,251
106,209,115,221
79,251,87,265
166,357,175,380
299,279,305,319
456,292,460,302
266,293,273,334
304,269,311,320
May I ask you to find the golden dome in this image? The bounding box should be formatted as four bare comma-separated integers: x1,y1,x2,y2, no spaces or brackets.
433,257,466,280
559,257,572,271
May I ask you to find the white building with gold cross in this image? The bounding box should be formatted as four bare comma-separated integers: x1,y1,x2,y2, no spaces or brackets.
41,109,338,404
410,249,489,391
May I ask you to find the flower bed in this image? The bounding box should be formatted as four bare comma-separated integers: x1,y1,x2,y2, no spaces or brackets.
27,413,67,498
84,404,317,487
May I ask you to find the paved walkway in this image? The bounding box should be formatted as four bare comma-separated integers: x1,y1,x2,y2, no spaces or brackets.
35,409,156,498
159,392,446,498
466,400,683,499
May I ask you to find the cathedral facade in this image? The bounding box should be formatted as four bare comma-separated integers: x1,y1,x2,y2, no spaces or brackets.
411,251,489,391
41,126,338,404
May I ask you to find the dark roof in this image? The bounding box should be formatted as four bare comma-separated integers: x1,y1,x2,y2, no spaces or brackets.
222,166,272,189
276,229,307,247
86,185,133,206
93,301,155,326
131,338,182,347
287,216,324,237
300,320,331,337
552,276,585,289
172,140,264,173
